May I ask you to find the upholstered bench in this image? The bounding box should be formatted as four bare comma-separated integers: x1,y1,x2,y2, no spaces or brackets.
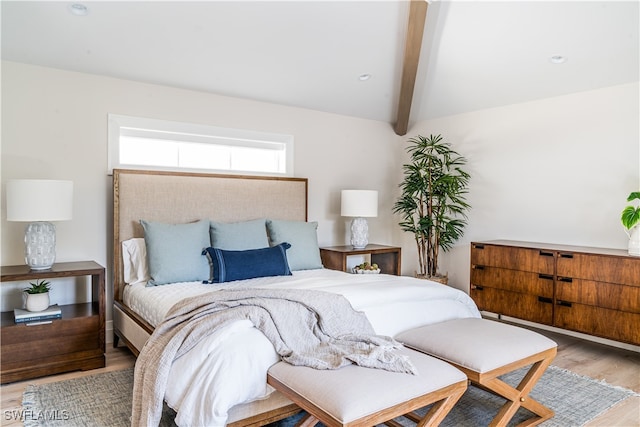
267,347,467,427
396,318,557,427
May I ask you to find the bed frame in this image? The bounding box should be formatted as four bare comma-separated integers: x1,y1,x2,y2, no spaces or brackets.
112,168,308,426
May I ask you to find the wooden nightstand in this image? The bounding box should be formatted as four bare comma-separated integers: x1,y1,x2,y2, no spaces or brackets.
320,244,402,276
0,261,105,384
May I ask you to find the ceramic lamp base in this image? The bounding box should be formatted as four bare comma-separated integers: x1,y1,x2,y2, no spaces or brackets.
350,217,369,249
25,221,56,270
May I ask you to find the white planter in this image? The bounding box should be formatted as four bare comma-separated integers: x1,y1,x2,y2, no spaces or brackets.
629,226,640,257
25,292,50,312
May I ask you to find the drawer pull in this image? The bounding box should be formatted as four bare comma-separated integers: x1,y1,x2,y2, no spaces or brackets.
25,320,54,326
560,253,574,259
472,265,485,270
558,277,573,283
538,274,554,280
539,250,554,257
557,300,573,307
538,296,553,304
473,243,485,250
471,285,484,291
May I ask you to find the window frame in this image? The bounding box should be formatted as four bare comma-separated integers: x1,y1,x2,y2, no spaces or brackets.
107,114,294,176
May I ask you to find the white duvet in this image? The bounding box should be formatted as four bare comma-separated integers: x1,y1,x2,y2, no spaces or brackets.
124,268,481,426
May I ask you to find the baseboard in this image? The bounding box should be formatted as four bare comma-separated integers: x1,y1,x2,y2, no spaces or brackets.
481,311,640,353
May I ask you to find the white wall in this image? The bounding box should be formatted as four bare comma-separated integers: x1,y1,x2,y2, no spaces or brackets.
397,82,640,291
2,61,638,327
0,61,403,321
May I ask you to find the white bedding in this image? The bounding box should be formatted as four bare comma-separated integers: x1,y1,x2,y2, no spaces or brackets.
124,268,481,426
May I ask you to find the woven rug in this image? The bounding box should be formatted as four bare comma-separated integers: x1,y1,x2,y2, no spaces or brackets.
21,365,636,427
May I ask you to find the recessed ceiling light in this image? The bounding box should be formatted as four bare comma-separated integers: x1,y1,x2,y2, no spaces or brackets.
358,74,372,81
68,3,89,16
549,55,566,64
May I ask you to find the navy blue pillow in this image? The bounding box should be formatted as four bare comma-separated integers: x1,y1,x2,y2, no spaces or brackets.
202,243,292,283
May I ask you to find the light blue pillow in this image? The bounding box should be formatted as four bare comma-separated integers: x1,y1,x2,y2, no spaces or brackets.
202,243,292,283
141,219,210,286
209,219,269,250
266,219,323,271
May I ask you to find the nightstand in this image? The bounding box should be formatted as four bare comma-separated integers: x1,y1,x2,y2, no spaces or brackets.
320,244,402,276
0,261,105,384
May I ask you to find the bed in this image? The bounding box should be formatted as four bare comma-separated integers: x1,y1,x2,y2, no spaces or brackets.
111,169,481,427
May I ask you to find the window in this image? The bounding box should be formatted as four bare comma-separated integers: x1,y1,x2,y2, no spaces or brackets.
108,114,294,176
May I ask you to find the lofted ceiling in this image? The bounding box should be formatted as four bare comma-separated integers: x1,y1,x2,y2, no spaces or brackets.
2,1,638,131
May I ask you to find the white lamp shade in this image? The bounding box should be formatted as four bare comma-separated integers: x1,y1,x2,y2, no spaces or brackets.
341,190,378,217
7,179,73,222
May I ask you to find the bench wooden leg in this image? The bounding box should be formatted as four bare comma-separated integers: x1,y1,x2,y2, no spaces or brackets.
416,383,467,427
296,413,321,427
475,348,556,427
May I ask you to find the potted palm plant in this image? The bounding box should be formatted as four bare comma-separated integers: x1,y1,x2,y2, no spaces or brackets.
393,134,471,283
621,191,640,256
24,279,51,312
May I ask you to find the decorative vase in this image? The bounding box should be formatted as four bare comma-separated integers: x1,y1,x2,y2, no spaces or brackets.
628,226,640,257
25,292,50,312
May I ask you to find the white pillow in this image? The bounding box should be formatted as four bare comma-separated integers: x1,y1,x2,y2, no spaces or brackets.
122,238,149,285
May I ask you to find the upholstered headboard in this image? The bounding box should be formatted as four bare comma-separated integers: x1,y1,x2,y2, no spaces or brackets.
112,169,308,300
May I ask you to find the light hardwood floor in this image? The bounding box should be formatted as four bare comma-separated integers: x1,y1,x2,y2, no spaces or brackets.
1,330,638,426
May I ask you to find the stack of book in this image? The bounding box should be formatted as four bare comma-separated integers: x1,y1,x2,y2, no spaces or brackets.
14,304,62,325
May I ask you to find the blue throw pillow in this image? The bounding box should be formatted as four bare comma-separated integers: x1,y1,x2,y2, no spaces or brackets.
209,219,269,250
202,243,292,283
141,219,210,286
266,219,323,271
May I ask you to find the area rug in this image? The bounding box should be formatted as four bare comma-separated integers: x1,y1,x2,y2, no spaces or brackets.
21,365,636,427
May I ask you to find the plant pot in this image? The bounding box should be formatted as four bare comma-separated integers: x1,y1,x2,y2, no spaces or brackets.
415,273,449,285
629,226,640,257
25,292,50,312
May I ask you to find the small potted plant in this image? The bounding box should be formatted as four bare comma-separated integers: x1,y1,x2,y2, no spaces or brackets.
24,279,51,312
621,191,640,256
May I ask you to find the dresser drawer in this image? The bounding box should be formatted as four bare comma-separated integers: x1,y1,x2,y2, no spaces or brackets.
471,243,554,274
471,265,554,297
557,252,640,286
556,279,640,313
471,286,553,325
555,303,640,345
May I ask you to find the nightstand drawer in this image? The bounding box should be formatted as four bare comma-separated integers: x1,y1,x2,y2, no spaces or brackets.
1,315,100,361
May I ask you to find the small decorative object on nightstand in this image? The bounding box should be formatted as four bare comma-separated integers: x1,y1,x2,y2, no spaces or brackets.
353,262,381,274
320,244,401,276
23,279,51,312
341,190,378,249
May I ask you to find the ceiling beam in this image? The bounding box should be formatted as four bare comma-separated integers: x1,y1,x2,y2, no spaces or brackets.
394,0,428,136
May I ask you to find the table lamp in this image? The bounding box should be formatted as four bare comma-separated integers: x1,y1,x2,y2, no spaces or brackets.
341,189,378,249
6,179,73,270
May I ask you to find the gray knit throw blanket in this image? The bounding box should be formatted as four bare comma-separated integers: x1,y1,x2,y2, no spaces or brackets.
131,288,416,426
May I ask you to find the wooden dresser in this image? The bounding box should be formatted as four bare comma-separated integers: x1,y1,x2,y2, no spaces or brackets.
470,240,640,346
